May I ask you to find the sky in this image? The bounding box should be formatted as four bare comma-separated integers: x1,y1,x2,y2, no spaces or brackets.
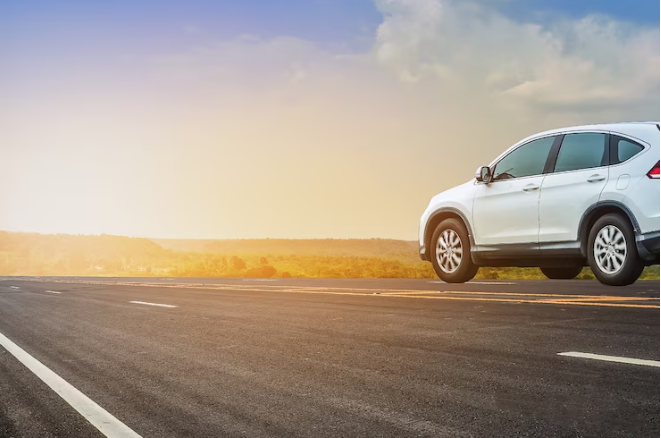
0,0,659,240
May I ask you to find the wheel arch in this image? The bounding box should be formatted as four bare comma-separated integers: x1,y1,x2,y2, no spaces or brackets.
424,208,475,260
578,201,640,257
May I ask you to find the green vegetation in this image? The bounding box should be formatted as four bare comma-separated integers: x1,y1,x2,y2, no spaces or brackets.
0,231,658,280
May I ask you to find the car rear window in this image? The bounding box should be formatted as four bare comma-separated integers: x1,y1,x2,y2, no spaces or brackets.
615,138,644,164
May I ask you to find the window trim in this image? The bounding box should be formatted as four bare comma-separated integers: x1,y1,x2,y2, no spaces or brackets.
488,134,559,183
546,131,610,176
543,135,564,174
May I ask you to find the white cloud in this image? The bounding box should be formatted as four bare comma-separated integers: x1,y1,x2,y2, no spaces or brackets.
373,0,659,113
152,1,658,126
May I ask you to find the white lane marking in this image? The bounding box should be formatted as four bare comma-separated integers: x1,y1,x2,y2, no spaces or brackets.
129,301,177,308
0,331,142,438
558,352,660,368
45,290,62,294
10,286,20,289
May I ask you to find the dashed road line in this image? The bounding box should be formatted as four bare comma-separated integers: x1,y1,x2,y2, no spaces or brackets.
0,331,142,438
129,301,177,308
558,352,660,368
44,290,62,294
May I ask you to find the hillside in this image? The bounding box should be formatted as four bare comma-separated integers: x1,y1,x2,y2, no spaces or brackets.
0,231,170,276
153,238,420,259
0,231,658,280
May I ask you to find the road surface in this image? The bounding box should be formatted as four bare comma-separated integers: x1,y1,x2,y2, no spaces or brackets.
1,277,659,437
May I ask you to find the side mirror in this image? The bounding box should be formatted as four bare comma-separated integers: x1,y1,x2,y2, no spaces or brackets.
476,166,492,183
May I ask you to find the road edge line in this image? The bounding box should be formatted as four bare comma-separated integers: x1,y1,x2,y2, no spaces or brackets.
0,331,142,438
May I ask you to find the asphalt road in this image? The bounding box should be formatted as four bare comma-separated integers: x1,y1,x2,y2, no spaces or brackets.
0,277,659,438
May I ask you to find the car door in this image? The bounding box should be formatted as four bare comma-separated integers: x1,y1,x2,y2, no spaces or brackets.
473,135,556,246
538,132,609,243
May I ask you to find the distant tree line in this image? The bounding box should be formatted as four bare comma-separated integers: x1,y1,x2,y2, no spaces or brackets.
0,231,658,280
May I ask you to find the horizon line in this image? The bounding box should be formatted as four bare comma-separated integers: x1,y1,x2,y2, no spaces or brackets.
0,229,417,242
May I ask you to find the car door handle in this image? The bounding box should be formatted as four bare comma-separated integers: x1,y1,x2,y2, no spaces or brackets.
587,174,606,183
522,184,540,192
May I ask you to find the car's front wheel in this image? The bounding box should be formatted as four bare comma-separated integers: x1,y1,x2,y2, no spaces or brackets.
540,266,584,280
430,218,479,283
587,213,644,286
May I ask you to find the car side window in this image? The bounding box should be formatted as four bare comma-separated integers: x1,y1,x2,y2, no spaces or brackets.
492,136,555,181
615,137,644,163
554,133,607,173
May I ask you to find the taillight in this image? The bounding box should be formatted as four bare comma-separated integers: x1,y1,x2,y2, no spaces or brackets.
648,161,660,179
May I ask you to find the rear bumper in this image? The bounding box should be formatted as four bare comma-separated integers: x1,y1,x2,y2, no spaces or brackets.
636,231,659,262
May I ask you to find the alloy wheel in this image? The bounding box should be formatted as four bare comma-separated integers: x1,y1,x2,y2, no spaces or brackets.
436,229,463,274
593,225,627,274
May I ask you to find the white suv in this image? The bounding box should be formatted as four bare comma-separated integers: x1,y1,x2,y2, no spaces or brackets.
419,122,660,286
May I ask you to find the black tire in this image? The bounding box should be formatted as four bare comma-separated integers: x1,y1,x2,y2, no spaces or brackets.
587,213,644,286
430,218,479,283
540,266,584,280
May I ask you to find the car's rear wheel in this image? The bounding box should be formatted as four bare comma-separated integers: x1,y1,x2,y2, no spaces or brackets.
540,266,584,280
430,218,478,283
587,213,644,286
